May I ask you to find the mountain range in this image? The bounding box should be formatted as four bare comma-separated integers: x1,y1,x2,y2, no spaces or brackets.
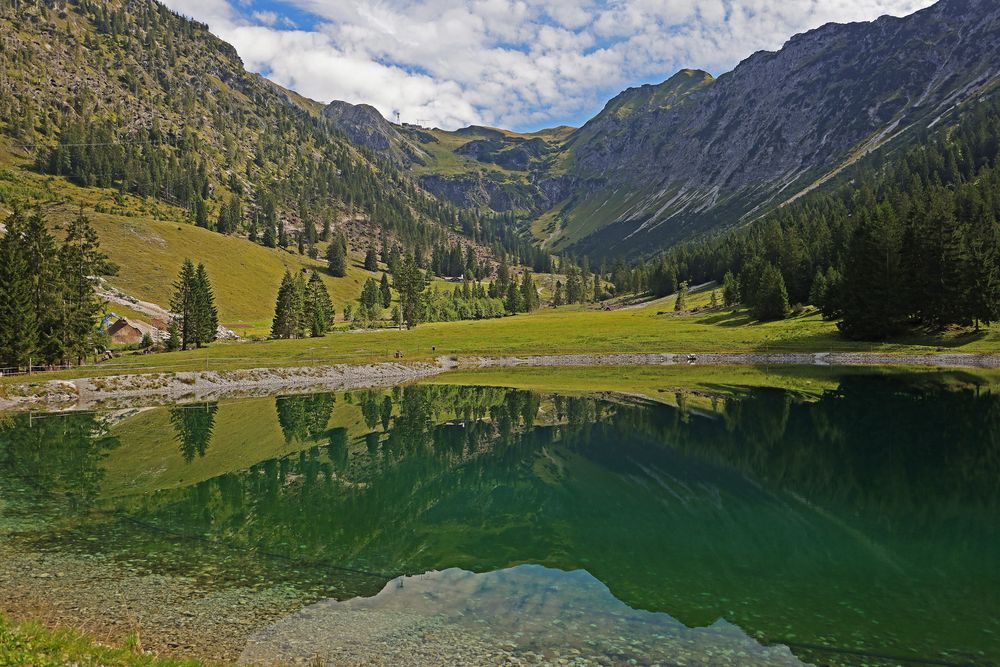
323,0,1000,258
1,0,998,265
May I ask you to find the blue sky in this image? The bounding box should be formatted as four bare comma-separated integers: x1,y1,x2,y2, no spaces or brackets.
163,0,936,132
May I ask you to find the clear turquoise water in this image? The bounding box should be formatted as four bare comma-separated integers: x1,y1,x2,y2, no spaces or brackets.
1,373,998,665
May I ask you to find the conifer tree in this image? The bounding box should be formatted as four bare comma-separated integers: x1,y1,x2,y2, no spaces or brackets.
505,280,523,314
22,207,61,363
59,208,117,364
304,271,334,337
364,246,379,272
0,208,37,369
553,280,563,307
393,255,428,329
272,270,305,339
722,271,740,307
326,235,347,277
674,281,688,312
752,264,789,321
170,259,197,351
379,273,392,308
520,273,539,312
358,277,382,322
192,263,218,348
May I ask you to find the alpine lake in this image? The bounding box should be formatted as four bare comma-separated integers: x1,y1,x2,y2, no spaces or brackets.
1,368,998,667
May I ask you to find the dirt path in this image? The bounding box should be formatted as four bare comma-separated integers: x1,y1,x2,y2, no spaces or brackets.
2,352,998,412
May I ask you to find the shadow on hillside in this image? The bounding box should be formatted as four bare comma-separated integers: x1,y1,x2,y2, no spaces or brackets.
696,309,754,327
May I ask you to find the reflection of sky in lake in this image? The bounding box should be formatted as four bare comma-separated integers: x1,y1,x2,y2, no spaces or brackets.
241,565,807,666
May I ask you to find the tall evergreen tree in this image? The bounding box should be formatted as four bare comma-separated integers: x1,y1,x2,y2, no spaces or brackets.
752,264,790,321
393,255,428,329
0,208,38,369
364,246,379,272
379,273,392,308
169,260,200,350
326,235,347,277
59,209,117,364
304,271,334,336
272,270,305,339
192,263,218,348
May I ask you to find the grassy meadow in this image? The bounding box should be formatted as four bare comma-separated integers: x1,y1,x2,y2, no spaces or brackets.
4,283,1000,386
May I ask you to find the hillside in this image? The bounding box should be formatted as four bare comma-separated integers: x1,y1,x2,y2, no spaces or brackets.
323,0,1000,259
0,0,540,335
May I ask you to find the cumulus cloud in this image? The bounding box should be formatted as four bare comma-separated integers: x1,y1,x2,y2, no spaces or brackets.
160,0,938,131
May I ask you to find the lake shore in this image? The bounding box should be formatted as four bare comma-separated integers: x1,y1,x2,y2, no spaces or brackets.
3,351,1000,412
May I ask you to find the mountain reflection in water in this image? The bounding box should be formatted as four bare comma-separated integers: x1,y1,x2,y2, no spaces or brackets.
1,373,997,666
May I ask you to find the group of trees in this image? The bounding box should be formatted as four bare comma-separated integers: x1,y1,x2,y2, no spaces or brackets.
169,260,219,350
271,270,335,339
604,94,1000,338
0,207,117,370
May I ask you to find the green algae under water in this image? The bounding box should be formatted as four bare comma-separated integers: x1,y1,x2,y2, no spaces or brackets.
1,371,998,666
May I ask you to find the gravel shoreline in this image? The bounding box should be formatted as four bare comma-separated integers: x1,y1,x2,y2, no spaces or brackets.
2,351,999,412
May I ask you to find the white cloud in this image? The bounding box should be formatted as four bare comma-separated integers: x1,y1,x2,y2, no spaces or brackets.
160,0,939,131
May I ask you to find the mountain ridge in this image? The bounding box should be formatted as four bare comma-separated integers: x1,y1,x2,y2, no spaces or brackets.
320,0,1000,258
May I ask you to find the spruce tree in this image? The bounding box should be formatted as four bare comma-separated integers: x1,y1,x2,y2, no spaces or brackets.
272,270,305,339
60,208,116,364
23,207,61,363
364,246,379,272
393,255,428,329
838,207,905,339
192,264,218,348
520,273,539,312
751,264,789,321
379,273,392,308
326,236,347,277
505,280,523,313
170,260,197,350
674,282,688,312
0,208,38,369
304,271,334,337
722,271,740,307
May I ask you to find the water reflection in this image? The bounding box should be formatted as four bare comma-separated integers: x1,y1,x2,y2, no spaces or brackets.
241,565,806,666
1,374,998,665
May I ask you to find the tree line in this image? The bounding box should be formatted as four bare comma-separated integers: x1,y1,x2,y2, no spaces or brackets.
609,94,1000,338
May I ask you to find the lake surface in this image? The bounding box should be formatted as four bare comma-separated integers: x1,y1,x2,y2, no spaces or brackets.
1,372,998,665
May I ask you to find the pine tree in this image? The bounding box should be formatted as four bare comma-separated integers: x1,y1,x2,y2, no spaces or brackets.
166,319,181,352
838,207,905,339
364,246,379,272
0,208,38,369
520,273,539,312
379,273,392,308
59,208,116,364
393,255,428,329
751,264,789,321
505,280,523,313
326,236,347,277
304,271,334,337
674,282,688,312
553,280,563,307
722,271,740,307
170,259,197,351
22,207,61,364
192,263,218,348
358,277,382,322
272,270,305,339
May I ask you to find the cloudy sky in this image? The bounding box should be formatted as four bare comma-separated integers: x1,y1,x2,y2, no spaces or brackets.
160,0,936,132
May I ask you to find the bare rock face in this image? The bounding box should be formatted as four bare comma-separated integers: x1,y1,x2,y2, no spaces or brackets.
322,101,430,165
562,0,1000,256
